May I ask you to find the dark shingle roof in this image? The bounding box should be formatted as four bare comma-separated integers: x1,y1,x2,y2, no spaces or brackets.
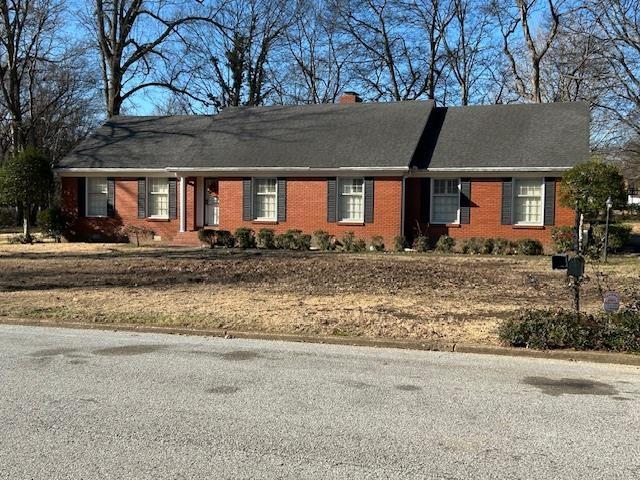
413,102,589,170
59,101,435,170
58,100,589,172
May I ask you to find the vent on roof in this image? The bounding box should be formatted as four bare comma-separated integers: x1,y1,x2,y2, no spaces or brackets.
339,91,363,104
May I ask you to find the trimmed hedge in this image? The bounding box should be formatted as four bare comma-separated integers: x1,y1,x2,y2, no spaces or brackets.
234,227,256,249
499,308,640,352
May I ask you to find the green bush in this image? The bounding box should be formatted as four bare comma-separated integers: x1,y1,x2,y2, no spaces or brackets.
435,234,455,253
353,238,367,252
481,238,495,255
198,229,233,248
413,235,429,252
313,230,333,250
370,235,385,252
36,206,68,242
216,230,234,248
0,207,15,227
551,226,575,253
493,238,516,255
462,237,483,254
299,233,312,250
591,223,632,253
516,238,544,256
341,231,355,251
499,308,640,352
393,235,406,252
197,229,216,248
234,228,255,249
257,228,276,249
8,233,33,244
274,229,310,250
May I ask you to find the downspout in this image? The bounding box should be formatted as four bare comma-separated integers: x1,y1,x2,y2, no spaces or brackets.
401,176,406,238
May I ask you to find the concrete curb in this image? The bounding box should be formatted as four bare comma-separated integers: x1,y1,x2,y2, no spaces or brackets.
2,317,639,367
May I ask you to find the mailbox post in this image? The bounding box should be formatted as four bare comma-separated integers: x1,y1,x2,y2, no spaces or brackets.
552,253,584,317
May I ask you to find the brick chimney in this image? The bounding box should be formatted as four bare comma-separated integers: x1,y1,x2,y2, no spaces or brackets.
339,91,363,104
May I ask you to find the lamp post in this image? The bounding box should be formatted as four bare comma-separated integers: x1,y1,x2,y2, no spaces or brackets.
603,196,613,262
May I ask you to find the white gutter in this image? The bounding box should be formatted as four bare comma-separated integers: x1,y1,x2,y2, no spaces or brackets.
56,166,410,176
420,166,571,172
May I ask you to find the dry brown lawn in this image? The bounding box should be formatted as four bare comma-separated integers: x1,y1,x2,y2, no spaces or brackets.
0,243,638,345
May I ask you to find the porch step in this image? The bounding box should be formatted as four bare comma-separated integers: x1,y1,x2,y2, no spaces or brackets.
171,231,202,247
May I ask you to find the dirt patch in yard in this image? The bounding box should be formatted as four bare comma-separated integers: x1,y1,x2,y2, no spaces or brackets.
0,244,638,345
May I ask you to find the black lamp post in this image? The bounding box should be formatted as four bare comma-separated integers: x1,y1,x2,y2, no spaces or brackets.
603,196,613,262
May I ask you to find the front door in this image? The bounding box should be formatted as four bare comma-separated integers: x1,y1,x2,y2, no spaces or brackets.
204,179,219,226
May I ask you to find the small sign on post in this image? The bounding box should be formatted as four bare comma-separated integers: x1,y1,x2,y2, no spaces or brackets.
603,291,621,313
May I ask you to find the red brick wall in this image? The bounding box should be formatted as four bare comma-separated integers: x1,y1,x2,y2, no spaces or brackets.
404,177,574,245
61,176,403,245
61,175,573,246
217,177,402,245
61,177,184,242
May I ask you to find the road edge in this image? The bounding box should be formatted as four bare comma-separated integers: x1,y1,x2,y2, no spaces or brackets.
1,316,639,367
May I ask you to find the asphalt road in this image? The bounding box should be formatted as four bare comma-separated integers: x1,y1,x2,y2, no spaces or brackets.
0,325,639,480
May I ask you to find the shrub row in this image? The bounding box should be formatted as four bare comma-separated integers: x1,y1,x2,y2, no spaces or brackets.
551,224,632,256
402,234,543,255
197,228,544,255
198,228,377,251
498,308,640,352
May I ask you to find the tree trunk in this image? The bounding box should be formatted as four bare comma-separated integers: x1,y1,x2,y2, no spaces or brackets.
23,213,30,237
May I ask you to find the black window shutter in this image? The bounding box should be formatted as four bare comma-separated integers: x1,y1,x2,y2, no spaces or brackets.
77,177,86,217
137,178,146,218
544,177,556,226
277,178,287,222
420,178,430,223
501,178,513,225
364,177,374,223
107,178,115,217
242,178,252,221
168,178,177,219
459,178,471,224
327,177,337,222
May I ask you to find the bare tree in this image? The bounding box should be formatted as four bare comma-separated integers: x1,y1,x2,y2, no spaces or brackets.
279,0,349,104
491,0,564,103
88,0,223,117
442,0,492,105
406,0,455,102
0,0,65,151
172,0,294,111
587,0,640,138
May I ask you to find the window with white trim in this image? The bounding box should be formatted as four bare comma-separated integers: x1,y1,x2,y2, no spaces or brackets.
431,178,459,224
254,178,277,220
87,177,108,217
339,178,364,222
148,178,169,218
514,178,543,225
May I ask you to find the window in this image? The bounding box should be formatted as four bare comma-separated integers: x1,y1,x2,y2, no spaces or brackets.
339,178,364,222
431,178,459,224
254,178,277,220
514,178,543,225
148,178,169,218
87,177,108,217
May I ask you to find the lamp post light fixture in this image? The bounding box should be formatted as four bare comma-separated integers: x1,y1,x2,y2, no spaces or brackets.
603,196,613,262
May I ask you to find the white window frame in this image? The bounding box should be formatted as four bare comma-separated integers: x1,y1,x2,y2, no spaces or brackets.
147,177,170,219
338,177,365,223
253,178,278,221
86,177,108,218
512,177,545,226
430,178,460,225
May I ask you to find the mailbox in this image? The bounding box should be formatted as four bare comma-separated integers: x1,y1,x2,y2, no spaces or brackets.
567,256,585,278
552,254,568,270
